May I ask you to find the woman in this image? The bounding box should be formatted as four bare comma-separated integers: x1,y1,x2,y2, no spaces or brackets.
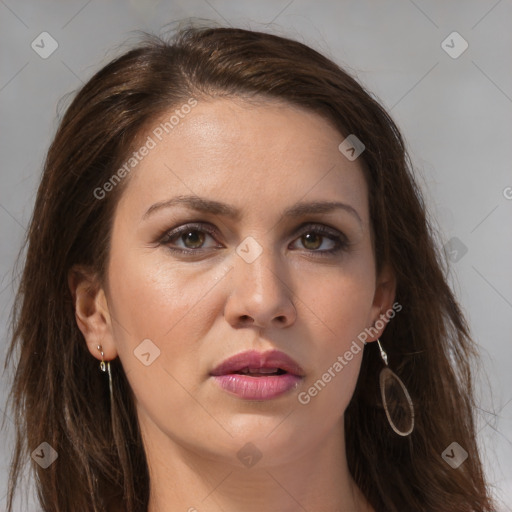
4,24,496,511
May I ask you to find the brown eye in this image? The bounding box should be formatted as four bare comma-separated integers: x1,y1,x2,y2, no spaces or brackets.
290,224,349,257
161,223,221,253
161,222,348,257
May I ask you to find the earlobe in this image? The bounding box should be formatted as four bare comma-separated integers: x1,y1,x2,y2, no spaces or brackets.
367,263,397,342
68,265,117,361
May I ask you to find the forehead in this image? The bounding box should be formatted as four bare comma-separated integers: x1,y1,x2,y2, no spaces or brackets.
117,97,369,223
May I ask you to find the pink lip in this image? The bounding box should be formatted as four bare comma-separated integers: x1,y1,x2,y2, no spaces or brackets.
210,349,305,400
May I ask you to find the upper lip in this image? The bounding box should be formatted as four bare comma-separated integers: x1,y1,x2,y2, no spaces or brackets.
210,349,305,377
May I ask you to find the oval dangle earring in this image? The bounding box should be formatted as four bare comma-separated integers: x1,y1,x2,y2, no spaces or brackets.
376,339,415,436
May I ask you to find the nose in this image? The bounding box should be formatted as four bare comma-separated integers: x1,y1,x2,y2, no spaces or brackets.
224,244,297,330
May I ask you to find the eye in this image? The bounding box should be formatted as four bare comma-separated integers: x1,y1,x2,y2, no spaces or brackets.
160,222,349,257
160,223,221,253
290,224,349,256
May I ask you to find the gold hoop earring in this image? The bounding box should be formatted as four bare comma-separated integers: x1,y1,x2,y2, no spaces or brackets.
97,344,113,405
376,339,414,436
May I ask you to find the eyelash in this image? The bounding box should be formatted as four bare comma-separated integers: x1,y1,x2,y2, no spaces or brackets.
159,222,349,257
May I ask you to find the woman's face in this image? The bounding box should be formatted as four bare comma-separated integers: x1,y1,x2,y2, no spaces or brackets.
89,97,394,467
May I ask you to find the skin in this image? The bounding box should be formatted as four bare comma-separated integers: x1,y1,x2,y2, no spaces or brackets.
70,97,396,512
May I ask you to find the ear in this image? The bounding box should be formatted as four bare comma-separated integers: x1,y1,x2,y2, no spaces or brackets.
366,262,397,343
68,265,117,362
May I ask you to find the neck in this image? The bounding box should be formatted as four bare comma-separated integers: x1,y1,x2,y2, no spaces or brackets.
142,417,373,512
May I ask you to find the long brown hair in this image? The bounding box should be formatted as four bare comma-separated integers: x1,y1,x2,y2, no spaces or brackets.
3,23,496,511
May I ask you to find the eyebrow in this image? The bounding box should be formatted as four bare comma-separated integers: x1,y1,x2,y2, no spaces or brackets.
143,195,362,225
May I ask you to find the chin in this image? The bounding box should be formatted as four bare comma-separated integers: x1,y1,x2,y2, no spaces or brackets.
216,415,312,463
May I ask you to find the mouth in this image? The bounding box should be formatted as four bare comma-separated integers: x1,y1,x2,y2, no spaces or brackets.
210,349,305,400
232,367,288,376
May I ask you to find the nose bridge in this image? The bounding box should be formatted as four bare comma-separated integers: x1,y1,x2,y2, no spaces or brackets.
235,235,284,299
225,235,296,328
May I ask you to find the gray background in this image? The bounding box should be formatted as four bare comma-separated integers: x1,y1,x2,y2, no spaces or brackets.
1,0,511,510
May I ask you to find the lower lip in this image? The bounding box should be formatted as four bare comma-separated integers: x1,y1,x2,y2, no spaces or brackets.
211,373,302,400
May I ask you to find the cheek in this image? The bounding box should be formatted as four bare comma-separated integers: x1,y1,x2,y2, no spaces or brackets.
107,245,226,344
308,276,373,338
298,280,370,406
106,249,231,418
299,254,376,345
106,252,226,436
292,255,375,410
